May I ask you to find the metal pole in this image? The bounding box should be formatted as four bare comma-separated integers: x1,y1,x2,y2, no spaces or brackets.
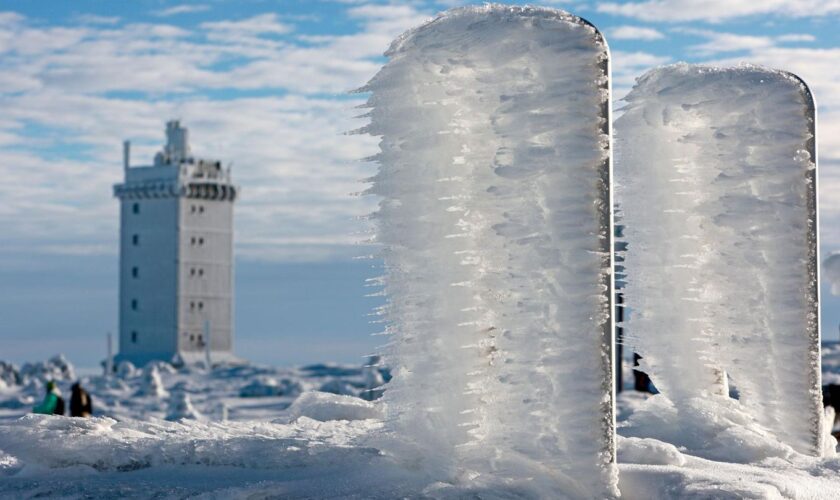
204,319,212,370
616,293,624,393
106,332,113,377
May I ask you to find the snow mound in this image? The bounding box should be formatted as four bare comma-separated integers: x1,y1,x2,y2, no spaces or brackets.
144,361,176,375
135,365,168,398
280,391,381,423
620,394,797,464
239,377,302,398
116,361,138,379
618,436,685,466
318,379,357,396
19,355,75,384
165,392,203,421
1,410,836,498
0,414,379,473
0,361,21,387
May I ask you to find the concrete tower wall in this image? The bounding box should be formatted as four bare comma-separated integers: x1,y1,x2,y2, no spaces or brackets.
118,195,180,363
177,195,234,356
114,121,238,367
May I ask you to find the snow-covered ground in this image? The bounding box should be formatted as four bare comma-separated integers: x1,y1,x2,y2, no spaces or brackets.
0,350,839,498
0,356,387,423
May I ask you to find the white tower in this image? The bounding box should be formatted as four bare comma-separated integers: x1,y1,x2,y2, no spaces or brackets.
114,121,238,367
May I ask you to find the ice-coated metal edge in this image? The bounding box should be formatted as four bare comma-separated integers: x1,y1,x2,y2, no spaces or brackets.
577,14,616,468
782,70,823,456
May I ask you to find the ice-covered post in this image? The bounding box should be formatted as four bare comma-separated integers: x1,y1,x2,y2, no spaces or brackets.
616,64,824,456
361,6,616,495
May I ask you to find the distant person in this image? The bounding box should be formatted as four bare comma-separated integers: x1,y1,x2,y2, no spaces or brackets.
33,380,65,415
70,382,93,417
633,353,652,393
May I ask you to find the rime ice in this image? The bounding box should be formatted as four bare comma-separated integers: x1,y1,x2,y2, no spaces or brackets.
615,64,824,456
361,5,616,496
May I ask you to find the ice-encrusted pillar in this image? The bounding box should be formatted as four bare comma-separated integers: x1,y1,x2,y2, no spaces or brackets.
616,64,824,456
360,5,616,496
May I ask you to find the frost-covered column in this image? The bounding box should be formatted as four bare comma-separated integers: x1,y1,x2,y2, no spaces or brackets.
616,64,823,456
360,5,616,496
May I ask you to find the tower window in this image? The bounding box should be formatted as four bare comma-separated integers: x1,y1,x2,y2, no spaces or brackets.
132,203,140,214
199,205,204,214
198,301,204,310
132,266,138,278
190,301,195,310
190,236,196,245
131,331,138,343
198,237,204,245
132,234,139,246
190,268,196,277
198,268,204,277
191,205,196,214
131,299,138,310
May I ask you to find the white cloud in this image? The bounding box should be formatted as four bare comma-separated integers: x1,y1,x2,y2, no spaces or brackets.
0,12,24,26
678,29,818,56
0,6,435,262
75,14,120,25
777,34,816,43
609,25,665,40
0,92,379,262
597,0,840,22
154,4,209,17
200,13,293,37
678,29,774,55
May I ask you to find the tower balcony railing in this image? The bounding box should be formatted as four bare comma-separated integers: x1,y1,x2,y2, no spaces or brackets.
113,178,238,201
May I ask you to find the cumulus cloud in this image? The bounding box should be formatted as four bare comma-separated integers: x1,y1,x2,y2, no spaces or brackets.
597,0,840,22
200,13,293,37
75,14,120,25
678,29,819,56
2,3,837,267
777,34,816,43
154,4,209,17
609,25,665,40
0,5,431,263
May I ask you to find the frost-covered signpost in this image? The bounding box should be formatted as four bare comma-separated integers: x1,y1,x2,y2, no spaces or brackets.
616,64,826,456
361,6,617,497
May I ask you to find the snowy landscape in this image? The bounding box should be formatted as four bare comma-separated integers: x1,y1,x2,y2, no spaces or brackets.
0,349,838,498
3,1,840,499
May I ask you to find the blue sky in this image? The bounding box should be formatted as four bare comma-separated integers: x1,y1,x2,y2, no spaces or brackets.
1,0,840,368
